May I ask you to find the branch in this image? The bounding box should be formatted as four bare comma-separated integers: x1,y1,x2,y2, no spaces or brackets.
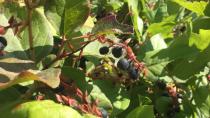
25,0,35,60
43,41,91,69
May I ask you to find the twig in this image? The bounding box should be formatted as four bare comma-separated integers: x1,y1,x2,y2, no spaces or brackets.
25,0,35,60
43,41,91,69
56,35,66,57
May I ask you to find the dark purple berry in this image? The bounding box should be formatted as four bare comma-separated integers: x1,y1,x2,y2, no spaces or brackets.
0,36,7,51
156,80,166,90
79,57,87,70
99,46,109,55
117,58,129,70
128,66,139,80
112,46,123,58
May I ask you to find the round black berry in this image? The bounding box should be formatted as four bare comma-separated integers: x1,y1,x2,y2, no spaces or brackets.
99,46,109,55
79,56,87,70
156,80,166,90
0,36,7,51
117,58,129,70
111,46,123,58
128,66,139,80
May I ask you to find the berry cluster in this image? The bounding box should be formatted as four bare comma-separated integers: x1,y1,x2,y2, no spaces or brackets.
73,24,145,81
99,42,144,80
155,80,183,117
117,58,139,80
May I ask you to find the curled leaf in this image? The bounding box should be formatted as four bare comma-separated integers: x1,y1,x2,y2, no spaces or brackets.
91,15,133,35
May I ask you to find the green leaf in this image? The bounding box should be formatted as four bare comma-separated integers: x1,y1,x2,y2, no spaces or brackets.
166,0,181,15
0,88,22,118
154,0,169,22
150,34,167,50
127,0,143,40
2,100,82,118
126,105,154,118
91,15,133,35
171,46,210,79
192,17,210,33
44,0,90,35
147,18,175,38
91,80,130,116
0,57,61,89
89,83,113,110
1,3,54,62
155,96,173,113
36,68,61,88
142,50,170,80
64,0,90,35
140,0,156,23
19,8,54,62
44,0,65,34
172,0,207,15
62,66,87,91
204,2,210,17
198,29,210,50
189,30,210,50
82,114,98,118
0,87,21,106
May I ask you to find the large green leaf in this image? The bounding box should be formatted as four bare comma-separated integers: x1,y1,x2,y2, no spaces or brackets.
91,80,130,117
0,58,61,89
1,3,54,62
189,29,210,50
0,87,21,106
150,34,167,50
44,0,90,35
126,105,154,118
166,0,181,15
91,15,133,35
64,0,90,35
172,0,207,15
1,100,82,118
143,38,199,80
62,66,88,91
147,17,175,38
19,9,54,62
171,46,210,79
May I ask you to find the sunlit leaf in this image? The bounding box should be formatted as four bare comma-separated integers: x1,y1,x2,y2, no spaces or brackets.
44,0,90,35
2,100,82,118
126,105,154,118
0,58,61,89
173,0,207,15
189,30,210,50
91,15,133,35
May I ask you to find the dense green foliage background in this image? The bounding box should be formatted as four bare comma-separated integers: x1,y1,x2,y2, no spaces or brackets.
0,0,210,118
